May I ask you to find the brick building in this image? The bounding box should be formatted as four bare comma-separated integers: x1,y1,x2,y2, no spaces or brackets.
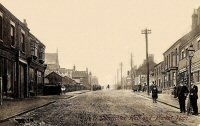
154,61,164,88
0,4,46,98
45,51,60,71
163,38,180,89
72,66,90,90
163,7,200,95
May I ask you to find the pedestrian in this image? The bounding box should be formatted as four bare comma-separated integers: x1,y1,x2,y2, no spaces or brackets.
189,83,198,115
151,82,158,103
107,84,110,89
177,80,188,113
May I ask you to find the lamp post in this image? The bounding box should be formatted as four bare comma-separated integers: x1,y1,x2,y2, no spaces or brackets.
187,44,195,114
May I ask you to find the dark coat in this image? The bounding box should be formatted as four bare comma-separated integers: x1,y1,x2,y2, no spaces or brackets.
152,85,158,99
177,85,188,100
190,85,198,100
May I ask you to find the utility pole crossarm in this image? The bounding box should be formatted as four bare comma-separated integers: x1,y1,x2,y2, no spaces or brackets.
141,29,151,34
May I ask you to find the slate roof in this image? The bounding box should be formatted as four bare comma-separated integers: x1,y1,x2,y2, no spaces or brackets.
179,26,200,48
72,71,88,78
45,53,58,64
45,71,62,79
164,26,200,54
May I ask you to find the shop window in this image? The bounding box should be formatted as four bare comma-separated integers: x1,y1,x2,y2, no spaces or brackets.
29,68,35,92
37,71,42,84
193,71,200,83
29,68,34,80
7,61,14,95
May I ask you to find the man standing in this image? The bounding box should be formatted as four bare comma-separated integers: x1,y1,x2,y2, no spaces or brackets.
177,81,189,113
151,82,158,103
190,83,198,115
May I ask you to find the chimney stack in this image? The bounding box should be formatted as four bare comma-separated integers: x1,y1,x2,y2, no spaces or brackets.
23,19,28,27
86,67,88,73
197,7,200,26
73,65,76,71
192,9,198,30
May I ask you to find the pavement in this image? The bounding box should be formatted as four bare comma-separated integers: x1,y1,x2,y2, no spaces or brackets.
0,90,90,122
135,91,200,113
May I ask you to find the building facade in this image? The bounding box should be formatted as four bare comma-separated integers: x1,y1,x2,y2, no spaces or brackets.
163,40,180,89
154,61,164,89
45,51,60,71
72,69,90,90
162,6,200,95
0,4,46,98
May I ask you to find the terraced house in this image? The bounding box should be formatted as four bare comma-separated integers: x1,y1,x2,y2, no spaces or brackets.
178,8,200,93
153,61,164,89
163,7,200,95
0,4,46,98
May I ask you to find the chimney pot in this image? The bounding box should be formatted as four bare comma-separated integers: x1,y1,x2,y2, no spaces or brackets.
23,19,28,27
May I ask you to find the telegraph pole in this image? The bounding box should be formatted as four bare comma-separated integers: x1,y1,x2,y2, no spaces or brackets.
141,28,151,95
120,62,123,89
117,69,119,87
131,53,133,90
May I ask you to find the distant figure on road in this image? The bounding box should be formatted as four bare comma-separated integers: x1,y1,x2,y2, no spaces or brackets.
151,82,158,103
107,84,110,89
177,80,188,113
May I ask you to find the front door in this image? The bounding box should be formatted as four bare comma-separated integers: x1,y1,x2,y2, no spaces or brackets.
19,64,27,98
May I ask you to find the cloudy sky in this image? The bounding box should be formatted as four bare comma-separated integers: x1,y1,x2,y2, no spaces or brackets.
1,0,200,86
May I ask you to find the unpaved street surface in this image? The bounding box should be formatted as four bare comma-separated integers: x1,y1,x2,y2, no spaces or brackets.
2,90,200,126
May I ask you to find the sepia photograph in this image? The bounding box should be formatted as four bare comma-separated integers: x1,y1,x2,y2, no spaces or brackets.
0,0,200,125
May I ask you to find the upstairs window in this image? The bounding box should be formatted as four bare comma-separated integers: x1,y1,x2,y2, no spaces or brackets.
198,40,200,50
10,25,15,46
175,48,178,66
185,48,188,58
10,21,15,46
181,50,185,60
39,47,45,61
0,12,3,41
35,42,38,58
20,33,25,52
30,40,38,58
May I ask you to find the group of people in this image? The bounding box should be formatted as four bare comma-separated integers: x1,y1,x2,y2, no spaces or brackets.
176,80,198,115
151,80,198,115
